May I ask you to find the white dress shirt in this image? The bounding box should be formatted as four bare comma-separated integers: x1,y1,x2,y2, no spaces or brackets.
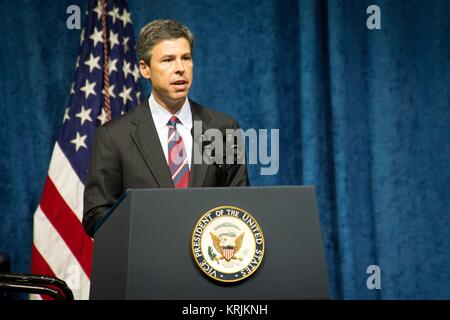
148,94,193,169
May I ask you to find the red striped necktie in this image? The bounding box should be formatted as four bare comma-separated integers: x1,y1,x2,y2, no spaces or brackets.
167,116,190,188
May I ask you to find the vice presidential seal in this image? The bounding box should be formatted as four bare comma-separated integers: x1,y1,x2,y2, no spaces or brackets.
191,206,265,283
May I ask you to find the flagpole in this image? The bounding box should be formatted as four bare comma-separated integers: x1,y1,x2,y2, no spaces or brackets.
100,0,111,122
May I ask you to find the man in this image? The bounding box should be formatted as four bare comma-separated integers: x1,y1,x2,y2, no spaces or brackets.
83,19,249,237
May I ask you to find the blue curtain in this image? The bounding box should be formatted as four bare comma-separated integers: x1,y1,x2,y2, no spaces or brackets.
1,0,449,299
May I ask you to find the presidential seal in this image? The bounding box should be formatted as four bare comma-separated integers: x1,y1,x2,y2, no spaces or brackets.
191,206,265,283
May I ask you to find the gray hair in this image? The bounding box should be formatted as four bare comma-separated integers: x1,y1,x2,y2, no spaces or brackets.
137,19,194,65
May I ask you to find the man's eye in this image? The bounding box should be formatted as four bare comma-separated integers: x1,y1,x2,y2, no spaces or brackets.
183,56,192,60
162,58,173,62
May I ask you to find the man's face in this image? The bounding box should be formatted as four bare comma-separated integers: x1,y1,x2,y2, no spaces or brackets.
140,38,193,110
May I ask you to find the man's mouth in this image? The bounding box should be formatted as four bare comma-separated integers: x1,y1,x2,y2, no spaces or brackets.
171,80,188,90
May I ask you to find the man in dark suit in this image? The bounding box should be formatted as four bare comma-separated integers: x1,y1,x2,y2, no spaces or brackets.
83,20,249,237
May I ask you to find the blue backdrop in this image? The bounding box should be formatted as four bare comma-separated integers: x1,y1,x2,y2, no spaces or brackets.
1,0,449,299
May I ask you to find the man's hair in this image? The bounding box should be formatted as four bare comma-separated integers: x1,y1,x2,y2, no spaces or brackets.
137,19,194,65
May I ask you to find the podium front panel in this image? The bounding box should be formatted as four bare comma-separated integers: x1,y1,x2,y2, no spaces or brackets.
90,186,329,299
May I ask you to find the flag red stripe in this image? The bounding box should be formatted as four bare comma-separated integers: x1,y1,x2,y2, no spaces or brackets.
31,244,56,277
40,176,93,277
31,244,56,300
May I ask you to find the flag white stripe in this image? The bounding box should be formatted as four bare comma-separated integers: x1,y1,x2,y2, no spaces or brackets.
48,143,85,222
33,206,90,300
29,293,43,300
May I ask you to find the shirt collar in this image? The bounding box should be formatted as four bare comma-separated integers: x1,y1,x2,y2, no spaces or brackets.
148,93,192,130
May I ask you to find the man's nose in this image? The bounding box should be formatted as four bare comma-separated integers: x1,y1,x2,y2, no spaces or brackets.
174,58,185,74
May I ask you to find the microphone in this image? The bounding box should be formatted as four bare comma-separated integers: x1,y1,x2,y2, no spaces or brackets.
191,127,217,165
191,127,243,165
191,126,228,184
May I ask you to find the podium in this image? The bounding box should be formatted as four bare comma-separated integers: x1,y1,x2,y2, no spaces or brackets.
89,186,329,299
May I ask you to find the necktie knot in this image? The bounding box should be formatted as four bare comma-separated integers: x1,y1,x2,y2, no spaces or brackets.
167,116,179,128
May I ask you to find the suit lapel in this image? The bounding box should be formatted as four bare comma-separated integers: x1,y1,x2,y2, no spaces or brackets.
129,101,174,188
189,99,211,187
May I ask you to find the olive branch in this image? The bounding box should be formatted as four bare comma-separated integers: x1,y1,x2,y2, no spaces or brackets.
208,246,216,261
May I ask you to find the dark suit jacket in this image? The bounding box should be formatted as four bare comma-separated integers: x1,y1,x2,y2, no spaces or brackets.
83,99,249,237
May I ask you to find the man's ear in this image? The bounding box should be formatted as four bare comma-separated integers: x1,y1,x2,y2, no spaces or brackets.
139,60,151,80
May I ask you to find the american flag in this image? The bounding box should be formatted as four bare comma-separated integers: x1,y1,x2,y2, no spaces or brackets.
31,0,142,300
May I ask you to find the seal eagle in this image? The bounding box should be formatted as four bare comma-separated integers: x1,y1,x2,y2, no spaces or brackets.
210,232,244,263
